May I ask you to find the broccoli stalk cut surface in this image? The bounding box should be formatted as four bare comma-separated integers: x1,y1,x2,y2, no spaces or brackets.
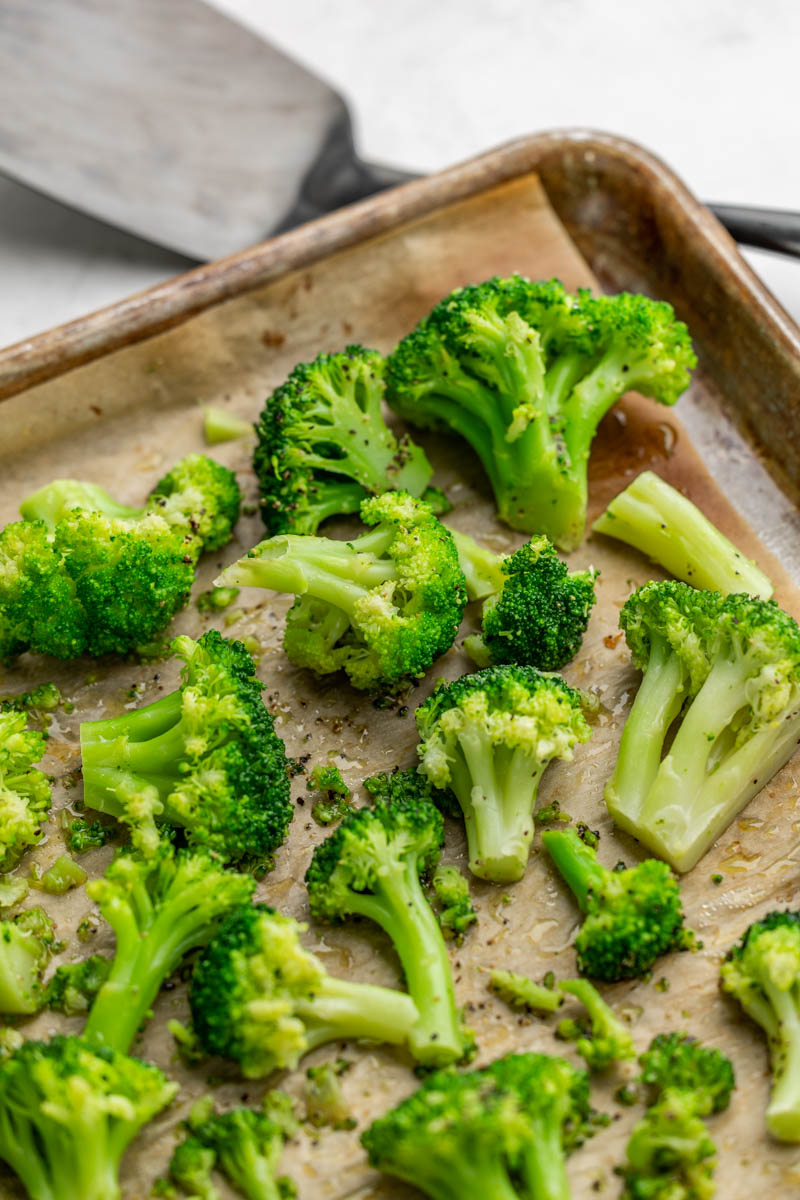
306,782,468,1066
0,1034,177,1200
555,979,635,1071
488,969,564,1014
254,346,433,535
721,910,800,1141
387,276,696,550
218,491,467,693
451,529,597,670
542,826,691,982
0,906,57,1014
189,903,419,1078
80,630,292,865
592,470,773,599
416,666,592,883
607,580,800,872
362,1050,595,1200
83,842,255,1053
0,710,52,872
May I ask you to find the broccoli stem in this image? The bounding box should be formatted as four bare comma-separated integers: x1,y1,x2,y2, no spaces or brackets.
763,980,800,1141
519,1118,572,1200
80,690,183,746
402,1158,520,1200
298,975,420,1051
539,827,607,912
447,529,505,600
339,859,463,1065
220,536,397,606
298,478,368,528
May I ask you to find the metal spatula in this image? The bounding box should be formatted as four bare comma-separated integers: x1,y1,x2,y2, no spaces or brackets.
0,0,797,263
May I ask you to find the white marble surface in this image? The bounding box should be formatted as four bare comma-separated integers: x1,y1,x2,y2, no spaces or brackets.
0,0,798,346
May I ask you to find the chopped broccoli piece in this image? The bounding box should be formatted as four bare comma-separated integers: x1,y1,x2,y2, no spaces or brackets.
620,1033,734,1199
542,825,692,982
80,630,293,865
30,853,87,894
721,910,800,1141
451,530,598,670
0,682,62,714
555,979,635,1071
0,1034,177,1200
607,580,800,871
0,875,29,908
536,800,572,825
416,666,592,882
421,486,452,516
431,864,477,941
83,841,255,1053
66,816,116,853
304,1059,356,1130
0,710,52,872
0,906,57,1014
488,969,564,1014
196,585,241,613
218,491,467,694
203,405,254,445
168,1018,207,1067
254,346,433,536
169,1135,218,1199
307,763,353,825
592,470,773,599
362,1050,595,1200
190,903,419,1078
44,954,111,1016
387,276,695,549
305,785,468,1066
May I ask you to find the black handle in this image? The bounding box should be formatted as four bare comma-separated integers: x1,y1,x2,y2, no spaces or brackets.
705,204,800,259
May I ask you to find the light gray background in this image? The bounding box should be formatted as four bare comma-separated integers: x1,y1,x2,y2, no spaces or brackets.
1,0,798,346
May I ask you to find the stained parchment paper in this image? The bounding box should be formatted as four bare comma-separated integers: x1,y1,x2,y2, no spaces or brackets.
1,174,799,1199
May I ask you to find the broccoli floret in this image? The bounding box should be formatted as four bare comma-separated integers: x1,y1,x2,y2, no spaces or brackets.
66,816,116,853
607,581,800,872
362,1050,595,1200
189,903,419,1078
305,787,468,1066
304,1059,356,1130
542,825,692,982
218,491,467,694
0,906,57,1014
30,853,87,894
307,763,353,825
720,910,800,1141
555,979,635,1071
0,682,62,714
488,969,564,1014
620,1033,735,1199
44,954,111,1016
592,470,773,599
169,1092,297,1200
431,864,477,941
80,630,292,865
451,530,598,670
387,276,695,550
0,710,52,872
253,346,433,536
83,841,255,1053
203,405,254,445
416,666,592,882
0,1034,177,1200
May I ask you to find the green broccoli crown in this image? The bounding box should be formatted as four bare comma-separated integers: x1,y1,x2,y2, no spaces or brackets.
387,276,695,549
638,1033,735,1117
222,490,467,693
0,1034,177,1200
84,841,255,1054
147,453,241,552
620,580,723,690
416,666,592,883
542,826,690,982
621,1091,717,1200
80,630,292,865
362,1050,593,1199
362,765,457,815
556,979,636,1072
0,906,57,1015
0,518,88,661
475,536,598,671
189,902,420,1078
0,709,52,873
254,346,433,535
45,955,111,1016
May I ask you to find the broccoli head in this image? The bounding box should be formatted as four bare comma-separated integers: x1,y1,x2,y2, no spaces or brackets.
555,979,635,1071
80,630,292,865
189,902,420,1078
362,1050,595,1200
607,581,800,872
0,1034,177,1200
218,490,467,693
416,666,592,882
592,470,774,599
83,841,255,1054
542,826,692,982
0,906,57,1015
254,345,433,535
305,785,469,1066
721,910,800,1141
451,529,597,670
387,276,695,549
0,709,52,872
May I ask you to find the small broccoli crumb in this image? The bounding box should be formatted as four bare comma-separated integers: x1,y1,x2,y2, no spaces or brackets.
0,682,62,714
489,969,564,1014
711,874,723,885
65,816,116,853
431,865,477,942
168,1019,207,1066
655,978,670,993
307,764,353,826
196,585,241,613
556,979,636,1071
576,823,599,849
29,854,87,895
77,914,100,942
45,955,111,1015
536,800,572,825
304,1059,357,1130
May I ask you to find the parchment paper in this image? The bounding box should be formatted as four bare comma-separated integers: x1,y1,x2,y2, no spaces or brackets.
1,173,799,1199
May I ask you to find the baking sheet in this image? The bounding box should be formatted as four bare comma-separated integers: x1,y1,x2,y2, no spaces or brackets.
1,172,799,1199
